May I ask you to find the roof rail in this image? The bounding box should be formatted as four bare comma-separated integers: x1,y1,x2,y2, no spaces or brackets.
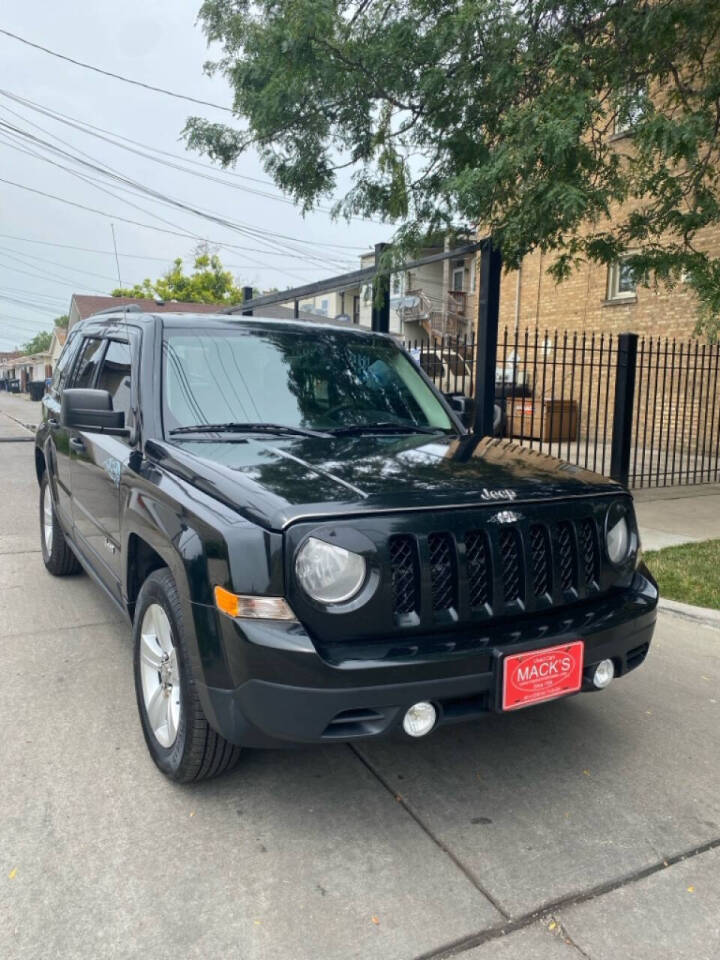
88,305,144,317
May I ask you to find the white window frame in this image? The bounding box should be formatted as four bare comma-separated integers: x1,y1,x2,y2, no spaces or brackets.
451,266,465,292
613,85,646,136
607,257,638,301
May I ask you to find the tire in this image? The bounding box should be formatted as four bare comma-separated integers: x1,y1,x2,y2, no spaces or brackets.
40,472,82,576
133,568,242,782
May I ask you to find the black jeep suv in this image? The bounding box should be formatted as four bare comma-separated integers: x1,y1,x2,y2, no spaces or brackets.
35,312,657,781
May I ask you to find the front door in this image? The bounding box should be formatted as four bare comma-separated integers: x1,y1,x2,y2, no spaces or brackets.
70,338,134,600
42,330,83,529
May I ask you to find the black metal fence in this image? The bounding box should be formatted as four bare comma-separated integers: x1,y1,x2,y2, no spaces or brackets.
631,337,720,487
403,328,720,490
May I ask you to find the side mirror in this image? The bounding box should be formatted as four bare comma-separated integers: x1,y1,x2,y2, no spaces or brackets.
444,392,474,428
61,388,126,432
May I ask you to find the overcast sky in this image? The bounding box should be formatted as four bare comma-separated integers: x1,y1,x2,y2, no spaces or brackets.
0,1,392,350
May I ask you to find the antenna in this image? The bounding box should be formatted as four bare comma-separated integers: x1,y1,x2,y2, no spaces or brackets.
110,223,122,288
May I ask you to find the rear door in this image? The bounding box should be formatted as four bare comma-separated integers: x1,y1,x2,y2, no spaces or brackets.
69,337,136,599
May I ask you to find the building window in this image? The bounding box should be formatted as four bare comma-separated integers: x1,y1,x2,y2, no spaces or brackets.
613,85,646,136
451,265,465,292
320,299,329,315
391,274,402,295
607,258,638,301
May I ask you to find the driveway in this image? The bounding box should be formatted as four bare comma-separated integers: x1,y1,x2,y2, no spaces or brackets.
1,404,719,960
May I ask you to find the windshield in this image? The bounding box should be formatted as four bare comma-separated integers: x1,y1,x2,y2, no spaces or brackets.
162,327,454,436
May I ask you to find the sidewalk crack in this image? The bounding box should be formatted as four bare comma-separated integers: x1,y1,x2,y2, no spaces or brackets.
348,743,510,921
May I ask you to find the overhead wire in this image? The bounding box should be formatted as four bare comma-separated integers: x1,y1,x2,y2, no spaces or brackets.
0,129,355,277
0,29,234,112
0,89,382,225
0,232,348,270
0,111,362,259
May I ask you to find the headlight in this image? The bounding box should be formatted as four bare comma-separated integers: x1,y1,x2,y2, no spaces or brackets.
295,537,366,604
606,505,631,564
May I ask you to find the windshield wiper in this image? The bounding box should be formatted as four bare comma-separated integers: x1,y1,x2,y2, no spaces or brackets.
169,422,331,438
326,422,450,437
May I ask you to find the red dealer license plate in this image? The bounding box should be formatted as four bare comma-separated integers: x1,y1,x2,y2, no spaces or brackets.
502,641,584,711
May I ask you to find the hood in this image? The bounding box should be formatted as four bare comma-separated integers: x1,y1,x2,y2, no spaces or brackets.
146,433,623,530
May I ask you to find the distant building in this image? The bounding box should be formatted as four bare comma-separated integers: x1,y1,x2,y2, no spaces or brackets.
67,294,224,329
268,236,477,340
48,326,68,369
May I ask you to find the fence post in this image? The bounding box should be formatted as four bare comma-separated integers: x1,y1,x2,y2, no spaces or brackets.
371,242,390,333
610,332,639,487
473,238,502,436
241,285,254,316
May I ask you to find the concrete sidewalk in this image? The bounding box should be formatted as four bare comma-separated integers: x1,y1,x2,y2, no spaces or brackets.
634,484,720,551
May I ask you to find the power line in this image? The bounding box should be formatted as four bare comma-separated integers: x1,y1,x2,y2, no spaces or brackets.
0,233,346,269
0,117,361,257
0,249,108,291
0,175,358,283
0,125,356,277
0,29,233,113
0,88,383,226
0,244,121,283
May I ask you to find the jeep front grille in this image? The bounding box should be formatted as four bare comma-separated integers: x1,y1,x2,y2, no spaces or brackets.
389,516,602,621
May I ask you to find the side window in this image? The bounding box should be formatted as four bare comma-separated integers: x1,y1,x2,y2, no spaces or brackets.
51,331,82,394
96,340,133,423
71,338,105,389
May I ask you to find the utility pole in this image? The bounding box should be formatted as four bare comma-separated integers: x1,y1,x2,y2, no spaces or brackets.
242,286,254,316
371,242,390,333
110,223,122,288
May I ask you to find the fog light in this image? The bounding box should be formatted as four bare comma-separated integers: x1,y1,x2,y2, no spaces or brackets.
403,701,437,738
592,659,615,689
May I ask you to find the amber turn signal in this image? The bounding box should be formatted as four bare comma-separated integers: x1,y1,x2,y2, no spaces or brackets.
213,585,296,621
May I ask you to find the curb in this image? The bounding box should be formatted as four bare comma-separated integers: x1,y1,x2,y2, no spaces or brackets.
658,597,720,627
0,410,37,435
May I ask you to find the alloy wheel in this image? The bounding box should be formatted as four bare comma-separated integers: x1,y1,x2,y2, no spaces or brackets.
139,603,182,748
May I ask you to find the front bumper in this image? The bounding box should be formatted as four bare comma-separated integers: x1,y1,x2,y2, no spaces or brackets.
197,568,658,748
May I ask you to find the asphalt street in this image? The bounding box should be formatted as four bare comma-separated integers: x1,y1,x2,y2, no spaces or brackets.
1,400,719,960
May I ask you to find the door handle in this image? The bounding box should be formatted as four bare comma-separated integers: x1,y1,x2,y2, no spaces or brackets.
69,437,85,452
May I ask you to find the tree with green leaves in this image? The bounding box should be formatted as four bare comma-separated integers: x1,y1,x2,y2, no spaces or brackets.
112,251,246,303
21,330,52,355
54,314,69,329
185,0,720,336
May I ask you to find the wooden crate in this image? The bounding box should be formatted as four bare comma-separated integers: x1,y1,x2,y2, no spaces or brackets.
508,398,578,442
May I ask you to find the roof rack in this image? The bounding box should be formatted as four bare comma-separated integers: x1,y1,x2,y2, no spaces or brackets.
88,305,144,317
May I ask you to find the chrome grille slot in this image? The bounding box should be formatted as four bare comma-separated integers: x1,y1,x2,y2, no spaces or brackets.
465,530,491,608
556,521,577,592
579,519,599,587
428,532,456,611
529,524,551,597
389,534,419,616
499,528,523,604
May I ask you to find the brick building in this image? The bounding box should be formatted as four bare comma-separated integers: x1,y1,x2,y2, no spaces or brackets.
485,220,720,342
